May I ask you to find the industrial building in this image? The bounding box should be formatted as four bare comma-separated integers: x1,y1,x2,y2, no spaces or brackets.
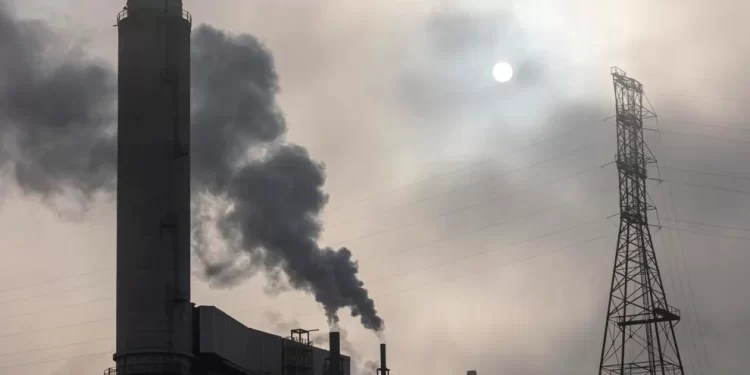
196,306,350,375
109,1,351,374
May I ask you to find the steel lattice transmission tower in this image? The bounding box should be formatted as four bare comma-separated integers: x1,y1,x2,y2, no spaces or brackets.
598,67,685,375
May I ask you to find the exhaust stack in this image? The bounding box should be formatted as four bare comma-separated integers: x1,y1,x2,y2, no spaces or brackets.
113,0,193,373
378,343,389,375
330,332,341,375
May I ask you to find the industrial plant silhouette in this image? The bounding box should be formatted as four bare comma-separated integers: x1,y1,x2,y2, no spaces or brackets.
110,1,367,374
108,1,685,375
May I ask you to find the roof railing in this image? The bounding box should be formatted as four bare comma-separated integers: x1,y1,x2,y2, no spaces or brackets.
116,8,127,23
182,9,192,24
116,8,192,25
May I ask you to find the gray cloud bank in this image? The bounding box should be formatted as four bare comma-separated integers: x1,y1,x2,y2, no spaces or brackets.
0,5,383,333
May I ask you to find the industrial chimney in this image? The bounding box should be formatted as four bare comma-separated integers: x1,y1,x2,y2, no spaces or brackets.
329,332,342,375
113,0,193,374
378,343,389,375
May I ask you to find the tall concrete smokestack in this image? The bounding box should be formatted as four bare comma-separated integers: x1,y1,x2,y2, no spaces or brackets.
330,332,341,375
380,343,388,375
114,0,193,373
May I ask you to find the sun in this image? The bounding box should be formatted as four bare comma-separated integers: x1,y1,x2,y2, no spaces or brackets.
492,62,514,83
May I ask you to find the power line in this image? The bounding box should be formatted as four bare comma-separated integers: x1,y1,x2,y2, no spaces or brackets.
320,115,524,187
360,185,615,268
661,166,750,183
655,123,710,373
606,214,750,243
663,218,750,234
0,280,114,306
0,350,111,370
664,179,750,197
0,255,112,276
0,267,113,295
325,136,606,229
661,225,750,243
0,317,113,339
364,215,609,285
329,158,750,262
328,161,750,250
656,118,750,133
654,169,704,375
659,128,750,146
326,121,606,212
0,296,113,321
656,192,704,374
0,337,112,358
333,158,613,254
376,233,613,299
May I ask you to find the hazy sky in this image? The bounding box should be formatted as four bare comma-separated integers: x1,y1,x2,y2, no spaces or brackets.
1,0,750,374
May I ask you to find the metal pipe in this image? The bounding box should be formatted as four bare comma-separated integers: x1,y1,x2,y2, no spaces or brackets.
380,343,387,371
330,332,341,375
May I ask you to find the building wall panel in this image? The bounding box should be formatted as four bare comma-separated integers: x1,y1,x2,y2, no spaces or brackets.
197,306,350,375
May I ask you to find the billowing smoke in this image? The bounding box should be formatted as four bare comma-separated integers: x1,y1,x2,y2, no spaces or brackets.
0,3,383,333
363,360,379,375
191,25,383,332
0,2,116,203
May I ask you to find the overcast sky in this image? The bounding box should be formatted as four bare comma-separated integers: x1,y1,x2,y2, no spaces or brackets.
1,0,750,374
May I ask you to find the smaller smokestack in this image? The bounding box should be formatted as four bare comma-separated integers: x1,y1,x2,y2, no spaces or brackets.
380,343,388,373
330,331,341,375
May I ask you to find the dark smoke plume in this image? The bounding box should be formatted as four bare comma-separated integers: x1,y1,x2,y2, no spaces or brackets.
0,3,117,201
191,25,384,332
0,3,383,333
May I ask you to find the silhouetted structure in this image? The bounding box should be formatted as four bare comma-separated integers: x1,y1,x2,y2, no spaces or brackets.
377,344,388,375
598,67,685,374
284,329,316,375
107,2,351,374
113,1,193,373
322,332,344,375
